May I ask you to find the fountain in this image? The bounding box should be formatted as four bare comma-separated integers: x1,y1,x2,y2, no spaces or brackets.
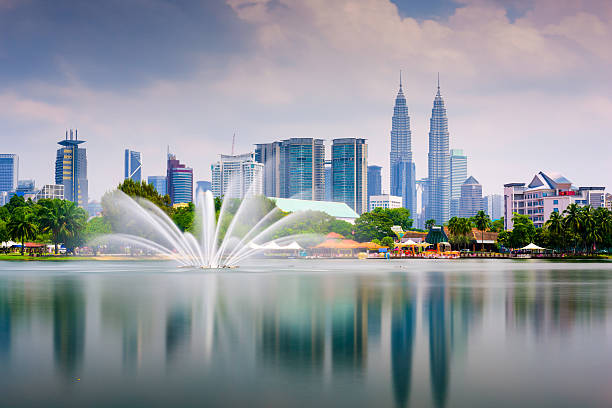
96,188,315,268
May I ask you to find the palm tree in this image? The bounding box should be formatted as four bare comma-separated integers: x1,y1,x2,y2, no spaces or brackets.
580,206,595,253
37,199,86,254
473,210,491,251
593,207,612,252
544,211,564,251
7,207,38,255
563,204,582,253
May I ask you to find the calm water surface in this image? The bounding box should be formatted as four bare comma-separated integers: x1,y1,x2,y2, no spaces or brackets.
1,259,611,407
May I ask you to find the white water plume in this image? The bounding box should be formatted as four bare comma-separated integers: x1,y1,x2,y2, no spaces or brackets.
95,189,315,269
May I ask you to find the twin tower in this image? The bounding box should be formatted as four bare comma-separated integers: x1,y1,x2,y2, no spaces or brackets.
391,73,450,226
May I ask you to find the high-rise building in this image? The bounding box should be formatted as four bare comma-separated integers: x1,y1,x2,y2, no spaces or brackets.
167,153,193,205
255,138,324,200
390,73,416,217
148,176,167,196
484,194,503,220
124,149,142,182
55,129,88,207
503,171,606,230
16,179,35,194
0,154,19,193
459,176,483,218
324,161,332,201
369,194,402,212
426,77,451,225
211,152,263,199
415,178,428,229
196,181,212,195
450,149,467,217
367,165,382,202
332,138,368,214
35,184,64,201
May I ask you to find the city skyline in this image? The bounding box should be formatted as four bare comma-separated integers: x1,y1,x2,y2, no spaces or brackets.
1,0,611,200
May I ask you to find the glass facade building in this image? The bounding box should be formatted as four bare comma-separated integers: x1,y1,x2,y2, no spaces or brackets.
55,129,88,207
211,153,263,199
332,138,368,214
167,154,193,205
148,176,167,197
450,149,467,218
0,154,19,193
426,79,451,225
390,75,416,217
367,165,382,203
459,176,483,218
255,138,324,200
124,149,142,182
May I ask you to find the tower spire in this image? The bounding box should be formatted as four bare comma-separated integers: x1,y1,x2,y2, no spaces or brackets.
399,69,402,88
437,72,440,90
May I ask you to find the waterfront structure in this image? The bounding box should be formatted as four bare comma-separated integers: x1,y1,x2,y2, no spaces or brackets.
0,154,19,193
124,149,142,182
55,129,88,207
367,165,382,202
167,153,193,204
459,176,483,218
450,149,467,217
148,176,167,196
272,197,359,224
331,138,368,214
503,171,606,229
255,138,324,200
389,74,416,216
369,194,402,212
211,152,263,199
324,161,332,201
426,77,451,225
485,194,503,220
35,184,64,201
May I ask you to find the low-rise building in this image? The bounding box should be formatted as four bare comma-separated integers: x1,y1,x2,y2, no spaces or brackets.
504,171,605,230
606,193,612,210
369,194,402,211
35,184,64,201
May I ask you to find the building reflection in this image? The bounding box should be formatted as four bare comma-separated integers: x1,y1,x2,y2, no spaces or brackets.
390,277,416,407
0,282,10,360
428,272,450,408
53,279,85,377
166,306,192,361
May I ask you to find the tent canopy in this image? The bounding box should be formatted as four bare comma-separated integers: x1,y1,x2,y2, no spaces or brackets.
521,243,546,250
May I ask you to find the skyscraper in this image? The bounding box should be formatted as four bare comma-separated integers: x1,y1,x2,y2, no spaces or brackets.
148,176,167,196
124,149,142,182
459,176,483,218
55,129,88,207
324,161,332,201
426,77,451,225
211,152,263,199
484,194,503,220
390,73,416,217
255,138,325,200
450,149,467,218
367,165,382,202
0,154,18,193
332,138,368,214
167,153,193,205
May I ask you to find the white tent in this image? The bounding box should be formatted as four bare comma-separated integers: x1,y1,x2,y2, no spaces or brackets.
248,242,263,250
1,241,18,248
262,242,283,250
405,239,417,245
283,241,302,250
521,243,546,250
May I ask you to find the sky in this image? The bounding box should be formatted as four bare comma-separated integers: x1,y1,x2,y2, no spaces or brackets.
1,0,611,200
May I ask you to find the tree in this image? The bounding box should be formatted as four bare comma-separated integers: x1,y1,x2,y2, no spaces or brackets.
544,210,564,251
4,195,28,213
448,217,472,250
593,207,612,252
563,203,582,253
509,213,536,249
425,219,436,230
117,179,172,214
172,202,195,232
7,207,38,255
37,199,88,254
381,236,395,248
0,219,8,245
473,210,491,251
490,218,504,233
379,207,413,230
353,211,394,242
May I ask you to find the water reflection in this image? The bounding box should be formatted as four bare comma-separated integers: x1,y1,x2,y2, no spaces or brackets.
0,261,611,407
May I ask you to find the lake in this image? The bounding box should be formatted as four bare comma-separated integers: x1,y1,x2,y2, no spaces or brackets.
1,259,611,407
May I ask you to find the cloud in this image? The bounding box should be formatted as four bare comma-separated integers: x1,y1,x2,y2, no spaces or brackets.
0,0,611,199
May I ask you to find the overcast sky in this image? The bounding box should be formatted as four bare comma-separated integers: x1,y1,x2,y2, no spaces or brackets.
1,0,611,200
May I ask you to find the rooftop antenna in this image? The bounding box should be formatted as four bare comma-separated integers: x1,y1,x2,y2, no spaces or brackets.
75,129,78,140
231,133,236,155
65,130,68,140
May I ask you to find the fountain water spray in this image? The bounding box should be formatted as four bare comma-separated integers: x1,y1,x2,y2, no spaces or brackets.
96,188,314,269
